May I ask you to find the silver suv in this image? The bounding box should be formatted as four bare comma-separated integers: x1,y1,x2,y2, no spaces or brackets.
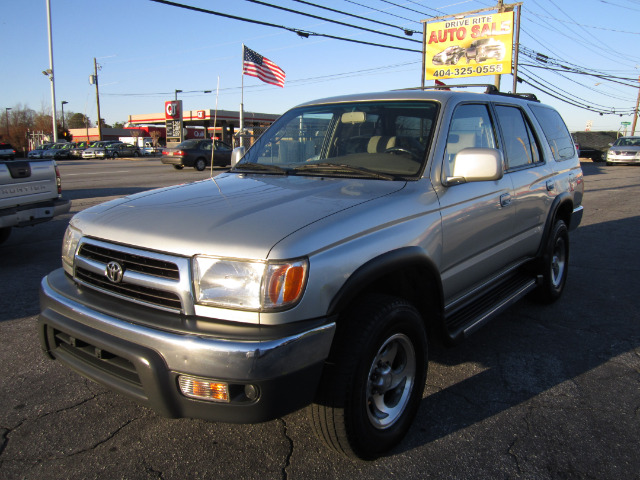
39,87,583,459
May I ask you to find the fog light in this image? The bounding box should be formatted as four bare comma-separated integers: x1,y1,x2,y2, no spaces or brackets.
178,375,229,402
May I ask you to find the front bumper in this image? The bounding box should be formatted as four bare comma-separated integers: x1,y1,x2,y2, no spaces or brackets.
606,154,640,164
38,269,335,423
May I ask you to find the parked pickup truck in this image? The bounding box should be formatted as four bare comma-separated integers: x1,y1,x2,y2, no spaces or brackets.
39,87,583,459
1,159,71,244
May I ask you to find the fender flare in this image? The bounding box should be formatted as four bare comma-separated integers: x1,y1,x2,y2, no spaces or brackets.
327,246,444,321
536,192,574,259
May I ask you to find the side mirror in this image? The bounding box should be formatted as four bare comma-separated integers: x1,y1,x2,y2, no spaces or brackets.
231,146,245,167
445,148,504,186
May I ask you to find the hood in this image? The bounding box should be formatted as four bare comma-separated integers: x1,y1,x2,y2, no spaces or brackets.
73,173,405,259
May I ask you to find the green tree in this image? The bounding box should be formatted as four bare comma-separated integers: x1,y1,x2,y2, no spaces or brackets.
68,113,93,129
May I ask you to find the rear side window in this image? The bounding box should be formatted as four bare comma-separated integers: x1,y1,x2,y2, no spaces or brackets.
529,105,575,161
495,105,541,169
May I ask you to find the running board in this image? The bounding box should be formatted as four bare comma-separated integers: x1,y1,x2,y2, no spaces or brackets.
444,272,540,343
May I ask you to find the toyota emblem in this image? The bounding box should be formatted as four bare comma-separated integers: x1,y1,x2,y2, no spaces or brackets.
105,261,124,283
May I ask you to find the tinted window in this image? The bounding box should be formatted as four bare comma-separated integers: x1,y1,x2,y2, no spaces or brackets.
530,105,575,161
495,105,541,169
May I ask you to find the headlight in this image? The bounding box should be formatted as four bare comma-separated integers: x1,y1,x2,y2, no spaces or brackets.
61,226,82,275
193,256,308,311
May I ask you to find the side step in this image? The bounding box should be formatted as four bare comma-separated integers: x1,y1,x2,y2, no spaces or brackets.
444,271,540,343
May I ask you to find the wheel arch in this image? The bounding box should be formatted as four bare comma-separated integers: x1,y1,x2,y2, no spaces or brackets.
327,247,445,339
536,193,574,259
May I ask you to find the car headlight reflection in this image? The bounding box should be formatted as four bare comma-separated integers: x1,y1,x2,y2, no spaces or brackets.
61,225,82,275
193,256,308,311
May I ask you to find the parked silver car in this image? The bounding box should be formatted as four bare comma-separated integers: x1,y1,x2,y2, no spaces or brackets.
604,136,640,165
28,143,55,159
43,142,76,160
82,141,118,159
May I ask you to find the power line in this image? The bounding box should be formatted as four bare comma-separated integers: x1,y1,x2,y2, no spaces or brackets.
378,0,441,18
148,0,421,52
340,0,421,24
286,0,421,35
241,0,421,43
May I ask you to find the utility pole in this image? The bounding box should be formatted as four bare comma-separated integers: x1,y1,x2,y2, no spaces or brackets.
93,58,103,141
632,76,640,136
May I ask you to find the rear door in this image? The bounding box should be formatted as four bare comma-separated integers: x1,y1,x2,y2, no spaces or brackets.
493,103,553,256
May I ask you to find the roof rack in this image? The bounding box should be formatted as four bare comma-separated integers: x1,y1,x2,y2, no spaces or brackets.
397,84,539,102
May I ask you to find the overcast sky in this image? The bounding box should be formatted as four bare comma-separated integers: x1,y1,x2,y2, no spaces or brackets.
2,0,639,133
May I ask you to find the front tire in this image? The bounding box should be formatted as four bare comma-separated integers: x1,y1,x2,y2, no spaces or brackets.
533,219,569,303
308,294,428,459
195,158,206,171
173,165,184,170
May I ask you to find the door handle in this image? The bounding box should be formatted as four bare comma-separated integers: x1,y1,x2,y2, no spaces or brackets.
500,193,511,207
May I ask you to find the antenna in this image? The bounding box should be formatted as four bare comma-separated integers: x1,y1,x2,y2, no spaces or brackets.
210,76,224,196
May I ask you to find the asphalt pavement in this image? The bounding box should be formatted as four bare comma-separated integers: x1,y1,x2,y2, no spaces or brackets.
0,161,638,479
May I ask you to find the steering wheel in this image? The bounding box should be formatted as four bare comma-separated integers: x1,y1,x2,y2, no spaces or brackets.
384,147,420,161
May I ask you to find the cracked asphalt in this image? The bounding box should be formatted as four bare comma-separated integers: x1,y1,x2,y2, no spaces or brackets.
0,161,639,479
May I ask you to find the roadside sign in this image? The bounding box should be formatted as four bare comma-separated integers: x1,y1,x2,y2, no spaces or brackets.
425,11,514,81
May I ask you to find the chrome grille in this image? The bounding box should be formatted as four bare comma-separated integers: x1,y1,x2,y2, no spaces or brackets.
73,239,192,313
79,243,180,279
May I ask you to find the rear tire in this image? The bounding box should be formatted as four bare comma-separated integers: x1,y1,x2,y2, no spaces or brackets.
533,219,569,304
308,294,428,460
173,165,184,170
195,158,206,171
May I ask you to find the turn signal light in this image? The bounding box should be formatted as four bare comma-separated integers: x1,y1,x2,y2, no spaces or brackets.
178,375,229,402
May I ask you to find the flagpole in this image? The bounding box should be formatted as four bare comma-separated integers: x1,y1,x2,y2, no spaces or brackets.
240,44,245,133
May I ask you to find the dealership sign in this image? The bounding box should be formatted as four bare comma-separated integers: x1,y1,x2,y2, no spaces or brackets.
425,11,514,81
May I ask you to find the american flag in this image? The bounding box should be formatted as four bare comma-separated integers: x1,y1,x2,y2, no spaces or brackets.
243,46,286,88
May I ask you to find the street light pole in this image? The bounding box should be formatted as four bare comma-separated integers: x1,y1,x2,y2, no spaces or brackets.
4,107,11,140
61,101,68,132
45,0,58,142
93,58,102,141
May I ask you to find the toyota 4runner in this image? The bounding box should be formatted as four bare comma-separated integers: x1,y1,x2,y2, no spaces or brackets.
39,86,583,459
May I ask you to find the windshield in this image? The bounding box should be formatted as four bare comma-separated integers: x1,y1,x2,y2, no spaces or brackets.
614,137,640,147
235,101,438,179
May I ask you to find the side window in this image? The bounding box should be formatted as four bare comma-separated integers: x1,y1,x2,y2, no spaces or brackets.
529,105,575,161
495,105,541,169
202,142,212,152
445,104,496,168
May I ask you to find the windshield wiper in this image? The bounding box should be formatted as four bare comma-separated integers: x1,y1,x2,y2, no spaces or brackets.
232,162,291,175
292,163,396,181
